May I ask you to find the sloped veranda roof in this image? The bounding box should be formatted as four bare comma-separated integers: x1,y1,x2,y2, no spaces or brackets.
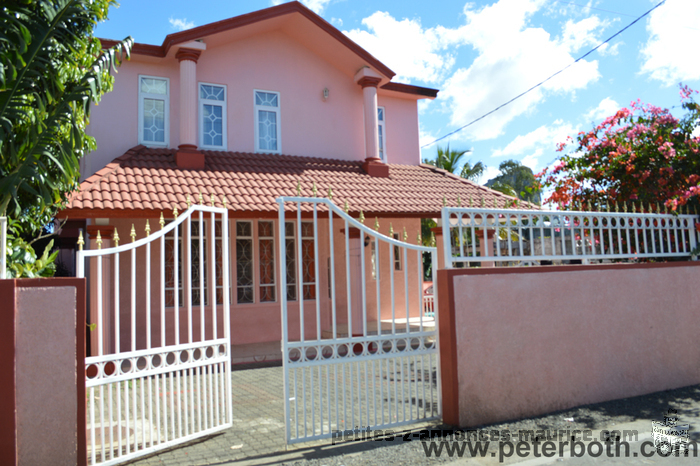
61,146,536,219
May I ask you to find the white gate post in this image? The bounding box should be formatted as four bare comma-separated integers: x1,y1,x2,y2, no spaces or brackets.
440,208,452,269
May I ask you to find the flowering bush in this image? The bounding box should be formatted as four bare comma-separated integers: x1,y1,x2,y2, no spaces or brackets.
538,85,700,213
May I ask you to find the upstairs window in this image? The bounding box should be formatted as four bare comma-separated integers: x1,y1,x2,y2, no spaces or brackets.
254,90,281,153
199,83,227,149
138,76,169,147
378,107,386,162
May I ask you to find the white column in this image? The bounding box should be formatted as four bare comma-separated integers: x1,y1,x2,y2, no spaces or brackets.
360,79,381,162
175,48,201,150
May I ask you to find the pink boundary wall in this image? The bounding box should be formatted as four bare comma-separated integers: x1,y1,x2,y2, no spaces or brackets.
0,278,87,466
437,262,700,428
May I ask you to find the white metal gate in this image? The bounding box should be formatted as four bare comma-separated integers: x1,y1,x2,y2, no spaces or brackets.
277,196,440,444
78,205,232,465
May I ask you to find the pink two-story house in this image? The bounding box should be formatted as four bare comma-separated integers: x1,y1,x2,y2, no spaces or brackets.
60,1,523,363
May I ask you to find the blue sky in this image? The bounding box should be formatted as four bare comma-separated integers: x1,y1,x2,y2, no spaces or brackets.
95,0,700,184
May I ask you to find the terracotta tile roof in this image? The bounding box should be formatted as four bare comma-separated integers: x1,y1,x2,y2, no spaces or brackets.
62,146,536,218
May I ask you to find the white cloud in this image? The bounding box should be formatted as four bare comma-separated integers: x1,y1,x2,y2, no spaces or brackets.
490,120,578,170
641,0,700,85
272,0,332,15
438,0,602,141
344,12,457,83
331,17,343,27
169,17,195,31
477,166,501,185
584,97,620,122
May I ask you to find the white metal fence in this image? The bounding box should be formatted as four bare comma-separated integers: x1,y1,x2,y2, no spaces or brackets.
441,207,699,268
78,205,232,466
277,196,441,444
1,216,6,279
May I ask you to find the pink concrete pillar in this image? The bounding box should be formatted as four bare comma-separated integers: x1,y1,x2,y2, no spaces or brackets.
431,226,445,271
175,48,201,150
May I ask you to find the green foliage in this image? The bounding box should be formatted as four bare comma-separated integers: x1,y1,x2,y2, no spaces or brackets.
538,85,700,212
423,144,486,181
0,0,132,274
6,238,58,278
486,160,541,204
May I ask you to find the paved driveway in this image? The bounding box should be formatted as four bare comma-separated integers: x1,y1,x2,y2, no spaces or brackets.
128,364,287,465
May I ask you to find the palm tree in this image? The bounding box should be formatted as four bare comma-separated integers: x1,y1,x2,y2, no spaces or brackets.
460,160,486,181
423,145,486,182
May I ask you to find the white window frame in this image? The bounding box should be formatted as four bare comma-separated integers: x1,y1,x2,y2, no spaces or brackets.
393,233,402,271
258,220,276,303
235,220,255,305
138,75,170,147
378,106,387,162
254,89,282,154
198,82,227,150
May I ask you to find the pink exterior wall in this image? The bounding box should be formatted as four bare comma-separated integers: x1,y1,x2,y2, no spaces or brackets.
84,30,422,179
0,279,87,466
438,262,700,428
88,215,423,361
377,95,421,165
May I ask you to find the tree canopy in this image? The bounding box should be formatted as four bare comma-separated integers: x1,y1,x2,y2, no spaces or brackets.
538,85,700,213
1,0,132,276
486,160,541,204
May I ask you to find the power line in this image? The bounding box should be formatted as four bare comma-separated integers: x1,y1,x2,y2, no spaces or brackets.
421,0,667,149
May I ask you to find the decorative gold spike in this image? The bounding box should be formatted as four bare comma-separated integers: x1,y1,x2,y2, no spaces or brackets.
587,201,592,212
403,226,408,242
222,195,227,209
374,217,380,231
173,205,179,218
648,202,653,214
430,231,436,248
494,197,498,209
296,181,301,196
606,203,610,213
480,196,485,208
656,202,661,214
130,224,136,243
113,228,120,247
389,223,394,237
631,202,636,213
77,230,85,251
312,182,318,197
457,195,462,207
623,201,628,213
664,202,668,214
417,232,422,245
328,187,333,200
469,195,473,207
199,190,204,205
159,212,165,229
359,210,365,224
96,230,102,249
344,200,349,214
597,202,602,212
145,220,151,236
442,196,446,207
186,194,191,209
